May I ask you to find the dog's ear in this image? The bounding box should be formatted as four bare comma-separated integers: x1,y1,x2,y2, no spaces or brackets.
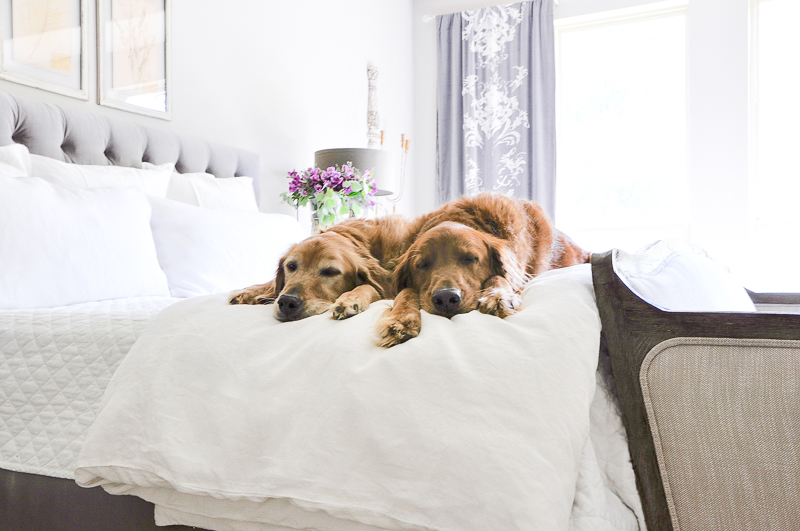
356,252,392,298
271,257,286,297
486,240,528,291
391,250,415,294
253,258,286,304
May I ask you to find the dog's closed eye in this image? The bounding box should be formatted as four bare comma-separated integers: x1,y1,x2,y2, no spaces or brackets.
320,268,341,277
459,254,478,266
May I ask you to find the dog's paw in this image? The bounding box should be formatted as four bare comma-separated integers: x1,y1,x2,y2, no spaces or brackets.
229,290,273,306
477,287,522,318
376,309,421,348
331,293,368,320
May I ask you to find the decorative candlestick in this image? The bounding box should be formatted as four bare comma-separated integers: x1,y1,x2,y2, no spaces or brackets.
367,66,380,149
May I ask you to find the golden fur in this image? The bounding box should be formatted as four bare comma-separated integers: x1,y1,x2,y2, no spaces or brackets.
229,215,415,322
376,194,590,347
230,194,588,332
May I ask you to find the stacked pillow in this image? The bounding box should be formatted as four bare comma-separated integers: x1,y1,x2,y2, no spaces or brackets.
147,197,303,298
142,162,259,211
0,143,305,308
31,154,173,197
0,174,170,308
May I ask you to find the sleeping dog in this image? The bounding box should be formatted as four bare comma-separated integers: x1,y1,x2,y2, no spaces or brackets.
229,216,415,321
376,193,590,348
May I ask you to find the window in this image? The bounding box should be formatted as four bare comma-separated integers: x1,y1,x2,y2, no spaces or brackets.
748,0,800,291
555,3,688,254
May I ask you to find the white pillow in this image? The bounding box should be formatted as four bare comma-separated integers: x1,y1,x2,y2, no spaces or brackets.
147,196,305,298
613,240,756,312
0,143,31,177
143,162,258,211
31,154,172,197
0,175,170,309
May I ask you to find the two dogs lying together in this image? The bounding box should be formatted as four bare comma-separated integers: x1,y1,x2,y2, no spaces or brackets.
230,193,589,348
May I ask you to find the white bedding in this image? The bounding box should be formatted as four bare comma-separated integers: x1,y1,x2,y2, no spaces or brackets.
0,296,180,478
74,265,645,531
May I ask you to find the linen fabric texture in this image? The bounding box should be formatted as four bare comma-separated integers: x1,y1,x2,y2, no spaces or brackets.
75,266,643,531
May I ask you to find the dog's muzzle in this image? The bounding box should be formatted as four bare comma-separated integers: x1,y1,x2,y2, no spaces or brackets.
275,294,303,321
431,287,462,318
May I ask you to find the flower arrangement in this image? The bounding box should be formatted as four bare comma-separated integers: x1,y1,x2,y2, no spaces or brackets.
281,163,377,229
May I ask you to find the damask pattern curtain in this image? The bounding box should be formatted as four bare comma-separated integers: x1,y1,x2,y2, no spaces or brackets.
436,0,556,218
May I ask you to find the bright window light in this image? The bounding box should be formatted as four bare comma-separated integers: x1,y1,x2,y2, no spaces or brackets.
747,0,800,292
555,6,688,254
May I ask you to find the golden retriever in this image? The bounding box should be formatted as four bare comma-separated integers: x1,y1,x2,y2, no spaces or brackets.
229,216,414,322
376,194,590,347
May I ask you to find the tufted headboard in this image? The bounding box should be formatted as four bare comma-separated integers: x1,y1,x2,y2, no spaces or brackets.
0,91,260,199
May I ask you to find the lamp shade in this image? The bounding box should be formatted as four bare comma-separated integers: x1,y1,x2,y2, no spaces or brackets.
314,148,393,196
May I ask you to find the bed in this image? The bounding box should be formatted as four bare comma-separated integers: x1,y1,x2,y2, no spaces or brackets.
2,90,796,531
0,90,303,530
0,90,645,531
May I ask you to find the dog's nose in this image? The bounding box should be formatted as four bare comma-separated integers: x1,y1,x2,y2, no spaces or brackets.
432,287,462,316
276,294,303,321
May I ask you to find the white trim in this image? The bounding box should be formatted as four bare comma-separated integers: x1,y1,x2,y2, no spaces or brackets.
97,0,171,120
0,0,89,100
554,0,687,29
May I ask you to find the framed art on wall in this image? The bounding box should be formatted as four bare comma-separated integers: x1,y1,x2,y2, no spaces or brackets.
97,0,170,119
0,0,89,99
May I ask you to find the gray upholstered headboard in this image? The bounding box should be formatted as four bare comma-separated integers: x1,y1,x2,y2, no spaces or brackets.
0,91,260,199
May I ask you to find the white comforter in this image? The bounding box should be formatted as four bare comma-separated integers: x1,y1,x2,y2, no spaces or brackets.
74,265,644,531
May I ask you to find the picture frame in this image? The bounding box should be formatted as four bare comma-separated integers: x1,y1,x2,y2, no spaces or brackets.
97,0,170,119
0,0,89,100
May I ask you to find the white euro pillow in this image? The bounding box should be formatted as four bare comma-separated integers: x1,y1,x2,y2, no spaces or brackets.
147,196,305,298
613,240,756,312
0,143,31,177
31,154,172,197
143,162,258,212
0,175,170,309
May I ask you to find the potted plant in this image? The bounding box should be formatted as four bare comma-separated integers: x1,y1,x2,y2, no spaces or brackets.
281,164,377,230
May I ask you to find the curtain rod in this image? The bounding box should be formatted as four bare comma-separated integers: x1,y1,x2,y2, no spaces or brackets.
423,0,558,21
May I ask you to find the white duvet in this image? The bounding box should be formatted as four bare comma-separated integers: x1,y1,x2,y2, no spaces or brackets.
74,265,644,531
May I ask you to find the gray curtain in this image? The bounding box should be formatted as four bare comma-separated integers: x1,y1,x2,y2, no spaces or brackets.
436,0,556,218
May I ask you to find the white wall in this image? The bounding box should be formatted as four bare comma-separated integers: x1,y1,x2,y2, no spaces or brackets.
0,0,416,219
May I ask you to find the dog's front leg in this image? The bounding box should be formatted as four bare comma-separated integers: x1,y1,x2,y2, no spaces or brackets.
229,280,276,305
376,288,422,348
477,275,522,318
331,284,381,320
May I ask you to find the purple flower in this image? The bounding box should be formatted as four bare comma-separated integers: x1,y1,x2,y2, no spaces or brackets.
284,163,376,216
